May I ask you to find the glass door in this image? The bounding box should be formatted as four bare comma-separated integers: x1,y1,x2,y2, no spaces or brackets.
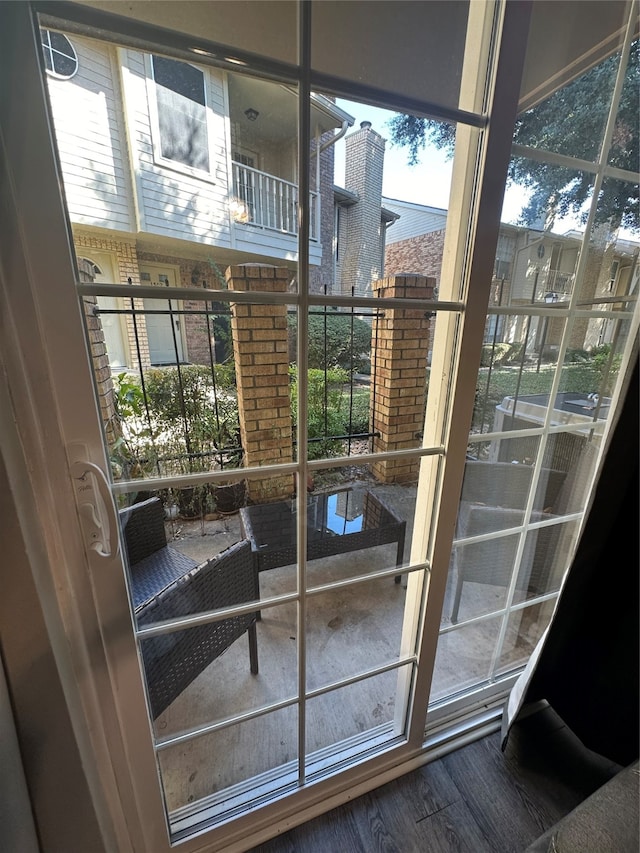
140,266,185,365
3,2,637,850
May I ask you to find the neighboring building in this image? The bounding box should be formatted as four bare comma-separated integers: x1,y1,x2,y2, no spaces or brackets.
334,121,399,298
42,28,400,369
42,27,363,368
383,196,639,355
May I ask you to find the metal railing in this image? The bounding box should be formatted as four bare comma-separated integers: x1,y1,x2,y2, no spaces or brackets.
232,162,319,240
93,296,377,482
543,269,574,295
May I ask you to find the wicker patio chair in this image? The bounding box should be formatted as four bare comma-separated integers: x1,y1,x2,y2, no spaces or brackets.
119,496,199,610
136,539,259,719
450,462,566,623
119,498,259,719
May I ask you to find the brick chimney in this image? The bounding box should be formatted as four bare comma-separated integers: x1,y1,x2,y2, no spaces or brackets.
341,121,386,297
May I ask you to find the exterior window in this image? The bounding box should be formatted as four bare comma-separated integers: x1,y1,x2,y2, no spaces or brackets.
152,55,210,172
40,29,77,78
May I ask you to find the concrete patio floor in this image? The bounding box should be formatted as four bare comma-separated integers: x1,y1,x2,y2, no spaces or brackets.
147,483,547,814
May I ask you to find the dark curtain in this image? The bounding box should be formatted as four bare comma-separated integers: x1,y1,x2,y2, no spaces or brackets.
503,354,639,767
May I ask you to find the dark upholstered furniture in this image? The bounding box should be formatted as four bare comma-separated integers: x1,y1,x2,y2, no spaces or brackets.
451,462,566,622
119,497,259,719
524,760,639,852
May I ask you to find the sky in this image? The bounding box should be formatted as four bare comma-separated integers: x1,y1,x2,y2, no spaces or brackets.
333,101,454,211
333,99,594,236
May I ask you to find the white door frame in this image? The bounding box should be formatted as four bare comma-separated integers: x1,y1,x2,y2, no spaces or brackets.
1,2,552,850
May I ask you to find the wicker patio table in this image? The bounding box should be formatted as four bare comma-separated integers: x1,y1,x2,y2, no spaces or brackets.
239,487,406,581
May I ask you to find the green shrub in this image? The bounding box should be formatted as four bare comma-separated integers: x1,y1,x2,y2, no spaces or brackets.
288,309,372,373
143,364,241,472
564,347,590,363
109,372,158,480
290,365,354,459
503,342,524,364
347,387,371,435
480,342,511,366
144,364,234,423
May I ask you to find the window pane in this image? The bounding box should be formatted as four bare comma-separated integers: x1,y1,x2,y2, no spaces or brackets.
495,599,557,677
308,462,416,573
153,56,209,171
306,665,412,765
158,705,298,816
448,520,580,624
608,39,639,173
138,599,297,739
430,617,502,704
514,53,619,161
579,178,639,311
40,29,78,78
306,575,408,692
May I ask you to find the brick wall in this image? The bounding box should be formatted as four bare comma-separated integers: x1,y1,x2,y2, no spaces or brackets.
384,228,446,287
77,257,119,446
74,232,150,369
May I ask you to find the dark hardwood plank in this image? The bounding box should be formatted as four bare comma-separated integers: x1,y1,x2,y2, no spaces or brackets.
442,733,555,851
251,706,603,853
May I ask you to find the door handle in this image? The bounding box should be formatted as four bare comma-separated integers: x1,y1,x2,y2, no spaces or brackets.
70,460,120,560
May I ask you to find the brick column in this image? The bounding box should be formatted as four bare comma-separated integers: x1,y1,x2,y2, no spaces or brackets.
371,274,435,484
227,264,294,502
78,258,120,447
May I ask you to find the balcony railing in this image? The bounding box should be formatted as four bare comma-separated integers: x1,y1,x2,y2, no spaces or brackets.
544,268,574,295
232,162,319,240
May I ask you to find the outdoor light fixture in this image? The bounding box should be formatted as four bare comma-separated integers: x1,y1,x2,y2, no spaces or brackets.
244,107,259,121
544,291,559,303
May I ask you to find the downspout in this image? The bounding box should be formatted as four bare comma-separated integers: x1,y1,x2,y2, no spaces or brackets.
313,120,350,242
319,119,350,153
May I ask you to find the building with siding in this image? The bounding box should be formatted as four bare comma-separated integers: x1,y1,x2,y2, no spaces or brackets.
44,27,368,368
383,197,639,354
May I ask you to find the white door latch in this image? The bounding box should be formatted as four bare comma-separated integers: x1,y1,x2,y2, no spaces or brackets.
69,458,120,560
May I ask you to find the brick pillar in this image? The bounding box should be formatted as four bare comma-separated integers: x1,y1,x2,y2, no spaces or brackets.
227,264,294,503
371,274,435,484
78,258,120,447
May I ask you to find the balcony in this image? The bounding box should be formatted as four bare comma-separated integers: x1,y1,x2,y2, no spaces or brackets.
232,162,319,241
543,268,574,296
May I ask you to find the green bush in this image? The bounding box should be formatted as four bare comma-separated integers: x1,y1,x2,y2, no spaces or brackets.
564,347,590,363
288,309,372,373
143,364,241,472
109,372,157,480
480,342,511,366
503,342,524,364
347,387,371,435
290,366,348,458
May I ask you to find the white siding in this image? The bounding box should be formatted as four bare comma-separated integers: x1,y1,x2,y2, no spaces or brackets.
122,49,232,249
46,36,132,231
382,197,448,243
233,225,322,266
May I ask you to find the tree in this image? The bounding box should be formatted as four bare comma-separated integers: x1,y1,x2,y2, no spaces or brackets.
387,41,639,233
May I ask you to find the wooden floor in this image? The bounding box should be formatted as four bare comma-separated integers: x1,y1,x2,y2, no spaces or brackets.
251,704,621,853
